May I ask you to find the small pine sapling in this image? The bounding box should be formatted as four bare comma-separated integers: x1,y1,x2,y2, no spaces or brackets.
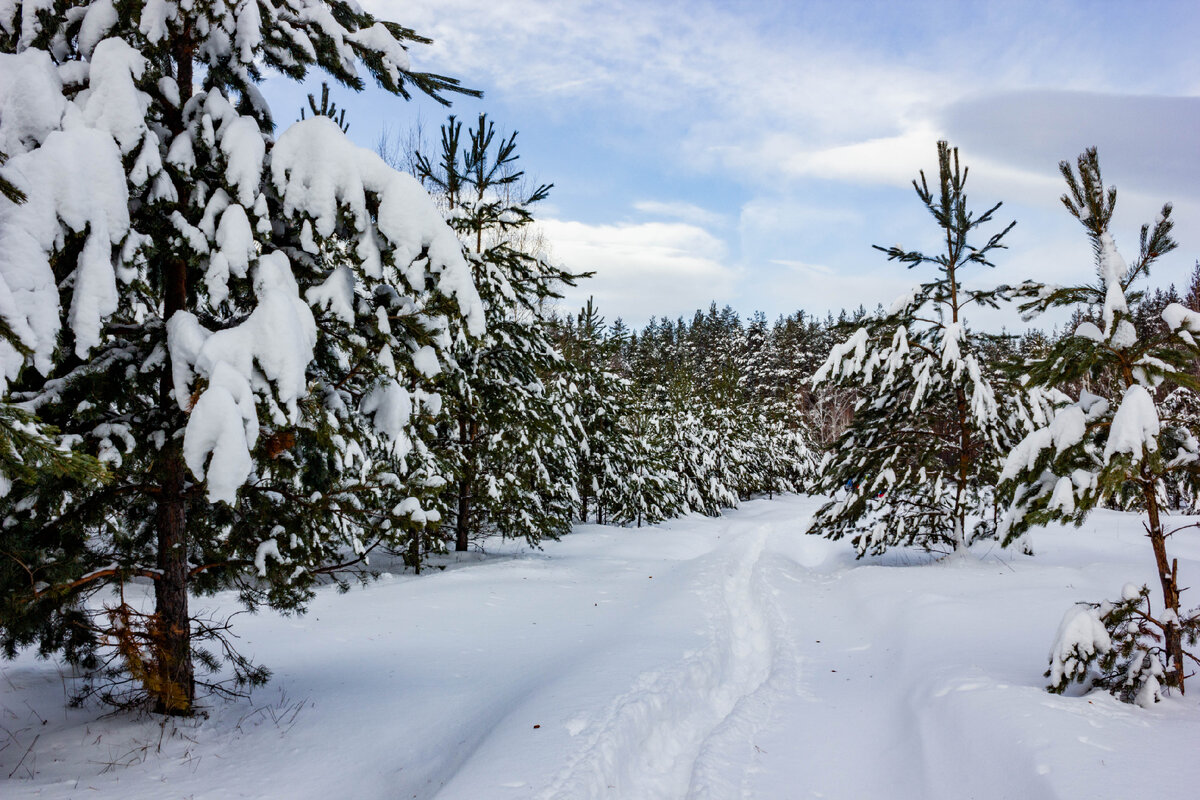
1045,584,1195,707
1001,148,1200,701
810,141,1017,556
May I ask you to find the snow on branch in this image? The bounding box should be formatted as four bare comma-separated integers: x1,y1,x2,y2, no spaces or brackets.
270,116,484,335
169,253,317,503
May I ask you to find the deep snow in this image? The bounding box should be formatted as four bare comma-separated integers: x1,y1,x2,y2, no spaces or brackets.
2,495,1199,798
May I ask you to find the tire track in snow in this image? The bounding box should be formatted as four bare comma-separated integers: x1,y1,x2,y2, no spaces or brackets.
538,524,795,799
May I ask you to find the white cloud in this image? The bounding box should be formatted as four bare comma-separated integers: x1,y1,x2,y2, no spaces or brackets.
541,218,738,324
738,198,863,234
760,260,914,319
940,91,1200,202
359,1,1200,329
632,200,727,228
764,124,944,188
382,1,1198,188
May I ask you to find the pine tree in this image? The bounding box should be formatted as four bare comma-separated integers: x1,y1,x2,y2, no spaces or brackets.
1185,261,1200,312
413,114,582,551
809,141,1016,556
0,1,480,714
1000,148,1200,702
605,394,681,527
562,299,623,524
552,299,678,526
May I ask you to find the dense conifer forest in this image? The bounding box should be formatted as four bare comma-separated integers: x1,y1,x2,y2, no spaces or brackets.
1,2,1198,795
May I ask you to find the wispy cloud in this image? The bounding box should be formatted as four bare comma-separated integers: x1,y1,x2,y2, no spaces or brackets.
633,200,727,228
357,0,1200,326
384,0,1199,195
541,218,738,323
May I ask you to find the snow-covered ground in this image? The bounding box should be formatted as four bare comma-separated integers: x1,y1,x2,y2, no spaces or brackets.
3,494,1199,799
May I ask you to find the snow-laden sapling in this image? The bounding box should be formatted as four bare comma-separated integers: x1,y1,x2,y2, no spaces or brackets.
0,1,480,714
1001,148,1200,700
411,114,583,552
810,141,1019,556
1046,584,1197,707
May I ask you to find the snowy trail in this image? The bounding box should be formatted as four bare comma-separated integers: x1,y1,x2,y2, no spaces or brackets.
4,497,1200,799
536,525,784,799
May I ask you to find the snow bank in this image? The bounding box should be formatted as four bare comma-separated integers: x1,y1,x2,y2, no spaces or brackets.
4,497,1200,799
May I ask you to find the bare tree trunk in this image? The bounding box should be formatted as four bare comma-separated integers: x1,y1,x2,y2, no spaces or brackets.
143,22,198,718
1144,485,1185,692
455,416,473,552
153,254,193,715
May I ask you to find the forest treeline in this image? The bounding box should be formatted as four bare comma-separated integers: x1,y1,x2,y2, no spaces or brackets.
2,0,1198,716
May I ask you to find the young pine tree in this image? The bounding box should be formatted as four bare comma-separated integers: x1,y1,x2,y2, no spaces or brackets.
0,2,480,714
556,299,678,526
414,114,582,551
810,141,1016,556
1000,148,1199,703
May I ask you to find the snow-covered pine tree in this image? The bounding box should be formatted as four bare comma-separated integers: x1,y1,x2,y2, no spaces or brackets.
605,393,680,527
556,298,674,526
810,141,1016,556
765,311,852,450
413,114,582,551
0,1,482,714
562,299,623,524
656,369,743,516
741,311,814,496
613,306,812,516
595,316,680,527
999,148,1200,702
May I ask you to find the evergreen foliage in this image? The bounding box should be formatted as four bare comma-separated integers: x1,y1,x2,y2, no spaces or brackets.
575,301,815,520
809,141,1019,556
1000,147,1200,700
413,114,582,551
0,0,479,714
556,299,672,525
8,13,1196,729
0,154,107,497
1045,584,1196,707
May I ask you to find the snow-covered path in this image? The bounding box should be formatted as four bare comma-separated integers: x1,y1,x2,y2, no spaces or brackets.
3,495,1200,799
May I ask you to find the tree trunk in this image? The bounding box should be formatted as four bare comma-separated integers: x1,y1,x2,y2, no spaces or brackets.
1144,486,1185,693
455,475,470,552
947,250,971,555
153,442,193,714
153,255,193,715
953,385,971,553
455,415,472,552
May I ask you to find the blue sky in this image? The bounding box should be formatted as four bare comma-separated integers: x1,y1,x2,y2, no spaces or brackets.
264,0,1200,331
